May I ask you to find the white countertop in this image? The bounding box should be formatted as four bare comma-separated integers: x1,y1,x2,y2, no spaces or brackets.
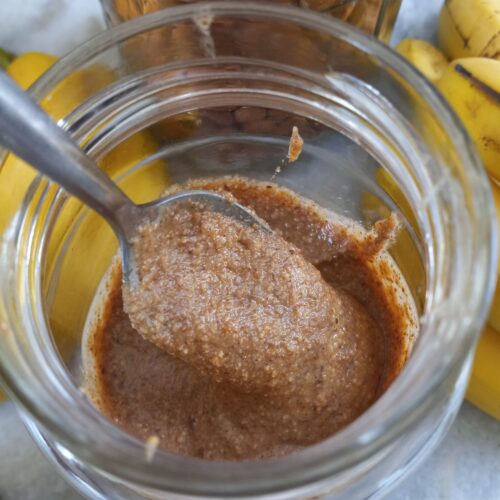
0,1,499,499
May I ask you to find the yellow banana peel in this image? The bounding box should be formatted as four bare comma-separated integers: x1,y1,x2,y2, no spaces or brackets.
438,0,500,60
6,51,57,88
467,182,500,420
487,182,500,333
395,38,448,83
436,57,500,181
467,324,500,419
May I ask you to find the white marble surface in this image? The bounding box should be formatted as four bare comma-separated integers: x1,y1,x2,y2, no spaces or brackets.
0,0,104,56
0,1,499,499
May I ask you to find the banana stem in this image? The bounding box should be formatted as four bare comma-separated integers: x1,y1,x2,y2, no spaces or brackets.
0,48,15,70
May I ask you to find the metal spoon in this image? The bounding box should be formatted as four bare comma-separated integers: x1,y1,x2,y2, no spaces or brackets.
0,70,268,283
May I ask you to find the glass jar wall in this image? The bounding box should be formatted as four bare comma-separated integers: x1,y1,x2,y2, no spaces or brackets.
101,0,402,41
0,3,496,499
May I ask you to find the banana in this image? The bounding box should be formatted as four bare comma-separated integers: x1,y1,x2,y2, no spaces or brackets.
438,0,500,60
467,324,500,419
487,181,500,333
437,57,500,181
6,51,57,88
467,181,500,420
395,38,448,82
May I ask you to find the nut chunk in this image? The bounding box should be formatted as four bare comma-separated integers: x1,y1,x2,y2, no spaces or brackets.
287,125,304,162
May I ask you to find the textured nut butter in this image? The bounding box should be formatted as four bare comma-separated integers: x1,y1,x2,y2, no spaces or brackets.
84,176,416,460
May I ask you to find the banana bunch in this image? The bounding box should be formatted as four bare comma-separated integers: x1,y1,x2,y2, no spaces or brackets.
438,0,500,60
395,0,500,420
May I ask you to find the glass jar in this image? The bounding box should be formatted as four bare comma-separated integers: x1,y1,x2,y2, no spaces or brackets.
0,2,496,499
101,0,402,41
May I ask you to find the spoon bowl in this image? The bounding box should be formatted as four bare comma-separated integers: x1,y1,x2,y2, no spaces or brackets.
120,189,270,285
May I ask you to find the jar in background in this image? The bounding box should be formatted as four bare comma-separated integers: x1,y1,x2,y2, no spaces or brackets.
0,3,496,499
101,0,402,152
101,0,402,41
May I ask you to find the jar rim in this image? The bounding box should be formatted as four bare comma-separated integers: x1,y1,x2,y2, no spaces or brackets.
0,1,497,496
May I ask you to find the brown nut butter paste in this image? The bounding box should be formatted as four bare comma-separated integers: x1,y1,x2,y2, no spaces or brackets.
84,176,417,460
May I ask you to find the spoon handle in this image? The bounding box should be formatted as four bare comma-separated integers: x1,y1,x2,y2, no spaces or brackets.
0,70,135,233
